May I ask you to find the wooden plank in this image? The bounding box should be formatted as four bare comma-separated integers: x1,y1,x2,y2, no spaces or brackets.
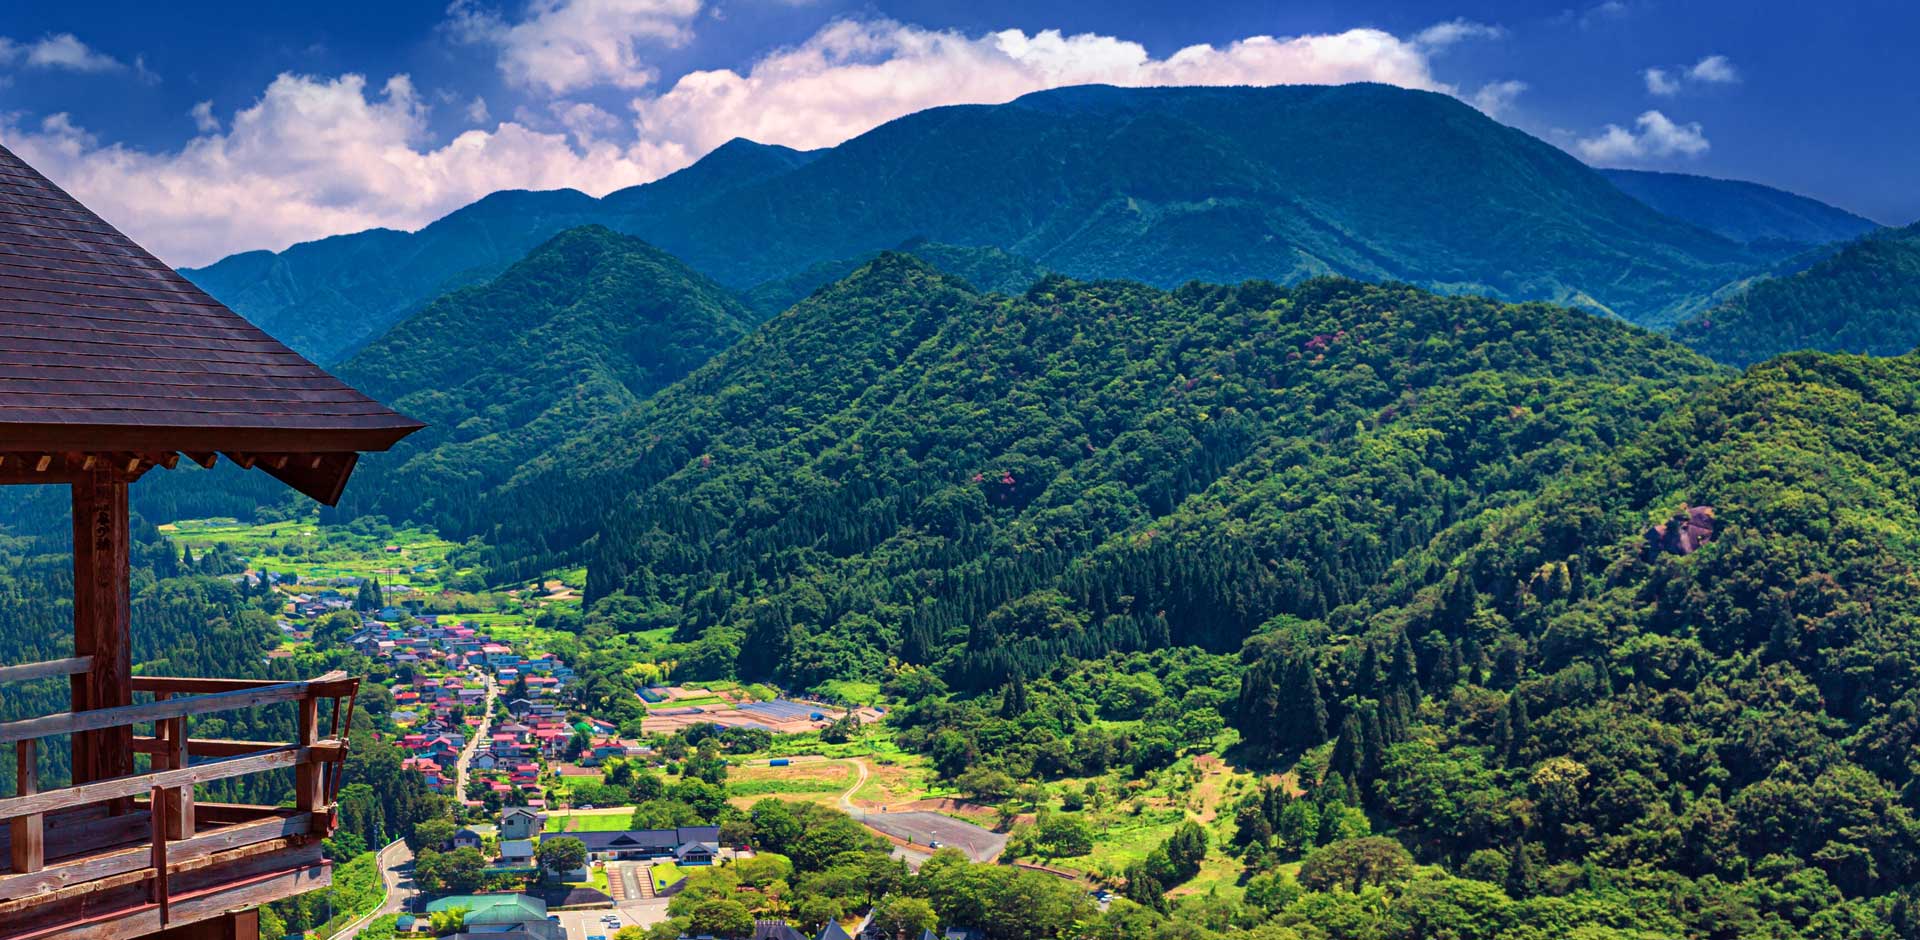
0,814,309,902
0,748,309,821
10,741,41,874
129,672,354,698
69,472,131,787
0,659,92,686
0,676,341,745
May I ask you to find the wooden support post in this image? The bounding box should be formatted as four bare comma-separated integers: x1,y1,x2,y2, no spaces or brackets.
71,470,133,789
164,715,195,840
295,696,320,815
150,784,171,924
9,739,42,873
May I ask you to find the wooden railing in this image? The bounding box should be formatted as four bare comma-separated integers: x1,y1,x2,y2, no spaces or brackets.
0,666,358,929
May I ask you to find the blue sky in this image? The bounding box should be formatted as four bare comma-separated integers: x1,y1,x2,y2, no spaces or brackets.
1,0,1913,266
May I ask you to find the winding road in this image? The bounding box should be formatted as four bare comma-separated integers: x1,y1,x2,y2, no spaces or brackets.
335,839,415,940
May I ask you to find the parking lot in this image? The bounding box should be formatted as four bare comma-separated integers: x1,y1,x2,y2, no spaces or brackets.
554,901,669,940
858,811,1008,862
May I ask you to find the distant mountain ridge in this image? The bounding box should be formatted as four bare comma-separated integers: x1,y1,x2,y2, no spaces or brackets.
1600,168,1880,253
1671,221,1920,367
184,82,1861,359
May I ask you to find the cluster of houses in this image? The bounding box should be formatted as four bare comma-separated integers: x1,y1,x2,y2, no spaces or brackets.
343,613,659,800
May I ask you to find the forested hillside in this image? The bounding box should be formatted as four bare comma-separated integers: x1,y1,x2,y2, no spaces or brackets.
1671,222,1920,366
187,83,1797,345
330,226,755,528
471,255,1723,680
1601,168,1881,253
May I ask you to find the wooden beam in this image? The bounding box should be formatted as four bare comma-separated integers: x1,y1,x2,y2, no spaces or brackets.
0,813,311,902
131,738,345,761
0,674,345,746
9,741,41,875
0,659,92,686
70,471,133,789
0,747,310,822
129,675,351,696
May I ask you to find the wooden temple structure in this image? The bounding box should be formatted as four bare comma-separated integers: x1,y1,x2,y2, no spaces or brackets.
0,142,422,940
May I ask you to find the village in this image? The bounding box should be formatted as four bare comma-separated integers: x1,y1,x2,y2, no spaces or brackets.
260,558,972,940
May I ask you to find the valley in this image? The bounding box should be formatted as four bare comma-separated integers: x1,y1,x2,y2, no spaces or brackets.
4,75,1920,940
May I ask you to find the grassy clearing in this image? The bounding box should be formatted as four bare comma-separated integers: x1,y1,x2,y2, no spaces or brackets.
649,862,684,892
810,680,881,705
727,761,854,797
545,808,638,832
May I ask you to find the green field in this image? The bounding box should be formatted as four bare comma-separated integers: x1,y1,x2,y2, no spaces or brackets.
544,808,637,832
161,514,474,594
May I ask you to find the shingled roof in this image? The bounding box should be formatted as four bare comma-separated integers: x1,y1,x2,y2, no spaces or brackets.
0,142,421,501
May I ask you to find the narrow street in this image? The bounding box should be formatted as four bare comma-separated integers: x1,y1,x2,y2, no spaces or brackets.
453,670,498,796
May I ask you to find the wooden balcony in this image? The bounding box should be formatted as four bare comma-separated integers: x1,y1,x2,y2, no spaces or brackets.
0,667,360,940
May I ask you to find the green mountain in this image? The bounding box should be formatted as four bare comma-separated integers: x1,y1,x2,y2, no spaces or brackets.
1602,168,1881,253
475,254,1920,926
188,83,1777,349
469,254,1723,670
332,226,755,528
1671,221,1920,366
178,139,807,365
740,239,1050,317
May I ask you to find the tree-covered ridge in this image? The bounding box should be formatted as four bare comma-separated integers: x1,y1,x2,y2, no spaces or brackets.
740,239,1050,318
472,254,1721,687
1228,350,1920,909
332,226,755,530
1600,168,1881,254
1671,222,1920,367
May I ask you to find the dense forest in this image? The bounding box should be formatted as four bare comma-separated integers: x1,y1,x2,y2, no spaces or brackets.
331,226,756,528
1673,222,1920,366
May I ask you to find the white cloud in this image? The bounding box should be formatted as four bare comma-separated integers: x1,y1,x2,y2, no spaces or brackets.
0,33,126,72
448,0,703,94
1469,79,1527,118
627,20,1453,165
1414,19,1506,50
1574,109,1709,163
1645,54,1739,97
1688,54,1738,84
4,73,667,267
189,100,219,133
6,19,1477,267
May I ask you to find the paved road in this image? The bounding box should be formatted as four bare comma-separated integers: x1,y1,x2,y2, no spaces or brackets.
335,840,415,939
453,671,499,796
814,756,1004,865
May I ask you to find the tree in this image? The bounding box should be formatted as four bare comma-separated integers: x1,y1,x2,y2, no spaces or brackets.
412,817,456,851
537,836,588,878
686,898,754,938
872,895,938,938
1297,837,1414,893
428,907,468,935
